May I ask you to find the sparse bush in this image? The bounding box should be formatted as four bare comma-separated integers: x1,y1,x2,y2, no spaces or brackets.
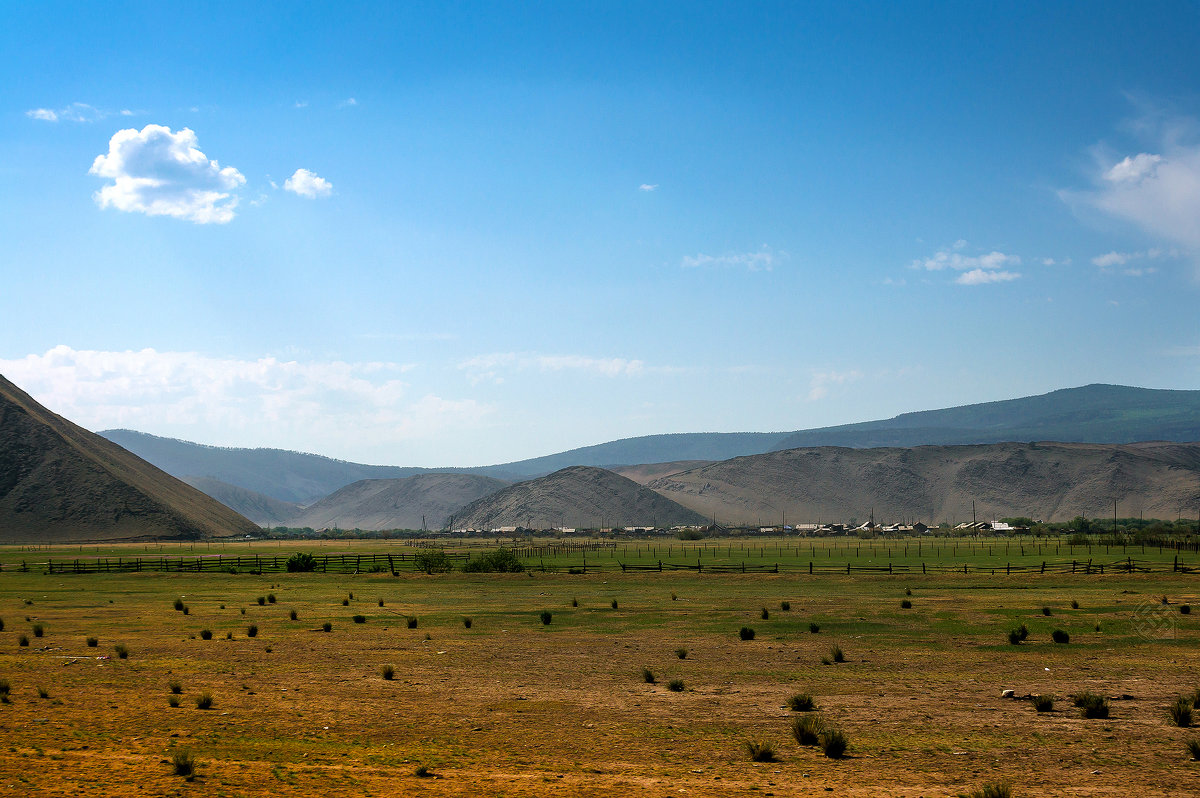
257,596,266,606
285,552,316,572
671,592,678,601
36,686,49,699
174,598,184,611
115,643,129,659
1032,694,1054,712
642,668,656,684
571,597,578,607
381,664,395,680
1182,605,1192,615
322,622,332,632
1051,629,1070,644
18,635,29,647
462,548,524,573
423,632,431,641
226,631,233,639
172,749,195,778
195,692,213,710
820,727,848,758
1169,695,1194,727
462,617,472,629
1074,692,1109,718
169,681,183,694
1188,739,1200,761
289,609,297,621
901,599,912,609
0,679,8,698
32,624,44,638
760,607,770,620
353,615,366,624
246,624,258,637
1042,606,1052,616
378,597,384,607
168,695,180,708
830,644,845,663
611,599,618,610
1017,623,1029,641
791,713,824,745
413,549,454,574
675,647,687,659
349,592,354,600
267,594,276,604
1071,599,1080,609
539,610,552,625
968,783,1012,798
0,618,4,632
667,679,685,692
200,629,213,640
86,636,98,647
809,622,821,634
787,693,815,711
414,765,432,777
739,626,755,641
406,616,418,629
342,598,350,606
905,588,912,596
745,738,776,762
182,606,189,615
780,600,791,611
1008,628,1023,645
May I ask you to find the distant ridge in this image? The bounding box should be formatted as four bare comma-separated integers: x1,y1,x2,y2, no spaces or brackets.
0,375,260,543
182,476,301,527
289,473,509,531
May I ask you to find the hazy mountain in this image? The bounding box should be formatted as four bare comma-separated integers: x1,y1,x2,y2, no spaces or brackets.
182,476,302,526
451,466,709,530
288,473,509,531
648,441,1200,525
0,375,260,543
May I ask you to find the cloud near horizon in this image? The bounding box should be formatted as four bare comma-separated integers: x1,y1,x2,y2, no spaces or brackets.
89,125,246,223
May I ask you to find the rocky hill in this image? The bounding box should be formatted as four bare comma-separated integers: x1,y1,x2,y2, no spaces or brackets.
0,375,260,543
648,441,1200,525
451,466,709,530
182,476,302,527
288,473,509,531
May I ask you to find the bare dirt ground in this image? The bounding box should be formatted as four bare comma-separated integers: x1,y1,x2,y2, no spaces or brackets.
0,567,1197,796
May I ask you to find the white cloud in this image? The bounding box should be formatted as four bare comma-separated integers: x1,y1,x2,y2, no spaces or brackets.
1091,248,1174,271
458,352,646,386
26,108,58,121
681,245,784,272
955,268,1020,285
0,346,487,459
294,100,309,109
912,241,1021,285
89,125,246,224
1104,152,1162,183
283,168,333,199
339,97,358,108
639,183,658,192
26,102,125,123
808,369,862,401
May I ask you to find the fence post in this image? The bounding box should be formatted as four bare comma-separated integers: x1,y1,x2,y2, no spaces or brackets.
809,561,813,575
922,562,926,574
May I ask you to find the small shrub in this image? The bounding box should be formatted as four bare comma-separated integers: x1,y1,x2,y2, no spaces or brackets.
413,549,454,574
791,713,824,745
349,592,354,600
739,627,755,641
195,692,213,710
611,599,618,610
760,607,770,620
182,606,189,615
1007,628,1023,645
342,598,350,606
1071,599,1080,609
1042,606,1052,616
414,765,432,778
267,594,276,604
0,618,4,632
226,631,233,639
353,615,366,624
381,664,395,680
539,610,553,626
168,695,180,708
820,657,832,666
968,783,1012,798
780,600,790,611
174,598,184,611
169,681,183,694
1169,695,1194,727
571,597,578,607
820,727,848,759
115,643,129,659
809,622,821,634
0,680,8,697
462,548,524,573
745,738,776,762
642,668,656,684
406,616,418,629
1017,623,1029,641
246,624,258,637
1074,692,1109,718
257,596,266,606
86,636,98,647
423,632,431,641
1182,605,1192,615
1192,688,1200,709
378,598,384,607
1032,694,1054,712
787,693,815,711
18,635,29,647
200,629,213,640
905,588,912,596
219,604,225,610
289,609,297,621
32,624,44,638
462,617,472,629
1051,629,1070,644
671,592,678,601
901,599,912,609
1188,739,1200,761
667,679,685,692
172,749,195,778
286,552,316,572
36,686,49,699
830,644,845,663
322,622,332,632
675,647,687,659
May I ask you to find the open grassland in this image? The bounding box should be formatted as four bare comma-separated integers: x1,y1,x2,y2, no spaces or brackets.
0,539,1197,796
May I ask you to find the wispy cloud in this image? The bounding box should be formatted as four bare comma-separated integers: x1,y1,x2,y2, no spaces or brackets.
458,352,646,386
808,369,863,401
681,245,785,272
912,240,1021,285
89,125,246,224
639,183,658,192
339,97,358,108
283,168,333,199
25,102,135,123
1091,248,1174,274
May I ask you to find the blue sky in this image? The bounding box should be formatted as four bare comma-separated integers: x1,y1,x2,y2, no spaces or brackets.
2,1,1200,466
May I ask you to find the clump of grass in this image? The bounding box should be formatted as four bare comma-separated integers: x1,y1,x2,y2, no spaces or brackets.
1032,694,1054,712
1007,628,1024,645
1071,599,1080,609
1074,691,1109,718
786,693,815,711
739,626,755,641
174,598,184,611
171,749,195,778
246,624,258,637
168,695,180,708
1051,629,1070,644
200,629,213,640
240,608,246,615
675,647,688,659
352,614,366,624
809,622,820,634
671,592,678,601
182,606,189,615
462,617,472,629
86,636,98,647
901,599,912,609
423,632,432,641
667,679,685,692
1192,688,1200,709
1042,606,1052,616
169,681,183,694
36,686,49,699
791,713,824,745
289,609,297,621
905,588,912,596
18,635,29,647
32,624,44,638
195,692,213,710
780,600,790,611
1169,695,1194,727
1182,605,1192,615
381,664,395,680
219,604,225,610
760,607,770,620
642,667,656,684
611,599,618,610
225,631,233,639
406,616,418,629
348,592,355,600
267,594,276,604
540,610,553,625
115,643,129,659
342,598,350,606
0,617,5,632
820,726,848,758
414,765,432,778
830,644,845,663
257,596,266,606
968,783,1012,798
322,622,332,632
745,738,776,762
1188,739,1200,761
